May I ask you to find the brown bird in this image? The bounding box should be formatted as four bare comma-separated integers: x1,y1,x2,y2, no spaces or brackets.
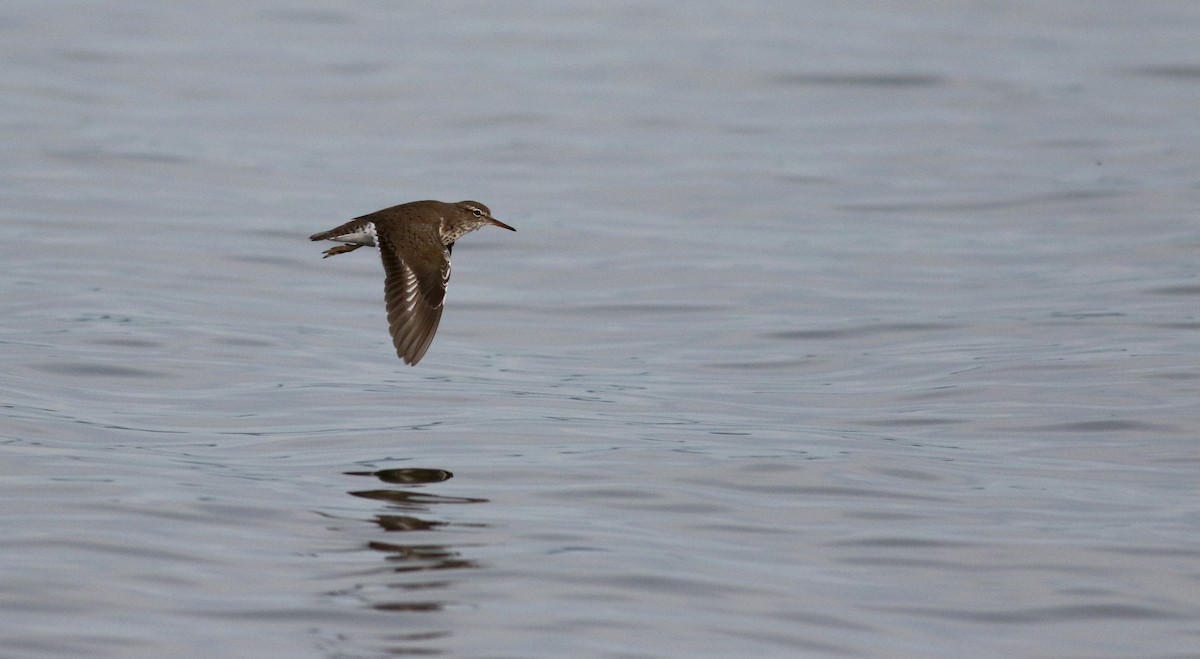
310,200,515,365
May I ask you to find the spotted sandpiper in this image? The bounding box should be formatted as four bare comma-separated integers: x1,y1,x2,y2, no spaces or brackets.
310,200,515,365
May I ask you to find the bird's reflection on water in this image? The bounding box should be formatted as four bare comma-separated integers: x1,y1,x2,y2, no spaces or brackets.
329,467,489,655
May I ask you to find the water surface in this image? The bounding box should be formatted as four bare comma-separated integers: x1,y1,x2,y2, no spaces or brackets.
2,1,1199,657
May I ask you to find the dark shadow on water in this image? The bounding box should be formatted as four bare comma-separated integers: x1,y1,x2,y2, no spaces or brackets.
1127,65,1200,80
766,72,945,87
766,322,959,341
33,362,168,378
325,467,489,656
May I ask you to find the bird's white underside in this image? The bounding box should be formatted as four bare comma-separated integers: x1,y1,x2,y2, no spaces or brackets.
331,221,378,247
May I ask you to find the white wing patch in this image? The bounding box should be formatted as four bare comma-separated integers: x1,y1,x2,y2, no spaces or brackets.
401,261,421,308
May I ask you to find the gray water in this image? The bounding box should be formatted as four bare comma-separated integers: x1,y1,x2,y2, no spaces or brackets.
2,1,1198,657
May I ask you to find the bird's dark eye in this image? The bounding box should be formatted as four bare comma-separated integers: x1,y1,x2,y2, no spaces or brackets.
471,208,483,217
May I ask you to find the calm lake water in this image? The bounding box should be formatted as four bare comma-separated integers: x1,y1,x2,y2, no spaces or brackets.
2,1,1198,657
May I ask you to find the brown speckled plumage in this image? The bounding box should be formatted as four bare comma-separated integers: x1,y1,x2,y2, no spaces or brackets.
310,200,515,365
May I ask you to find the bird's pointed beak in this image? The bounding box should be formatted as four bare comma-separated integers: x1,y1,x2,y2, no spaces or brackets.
488,217,516,231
